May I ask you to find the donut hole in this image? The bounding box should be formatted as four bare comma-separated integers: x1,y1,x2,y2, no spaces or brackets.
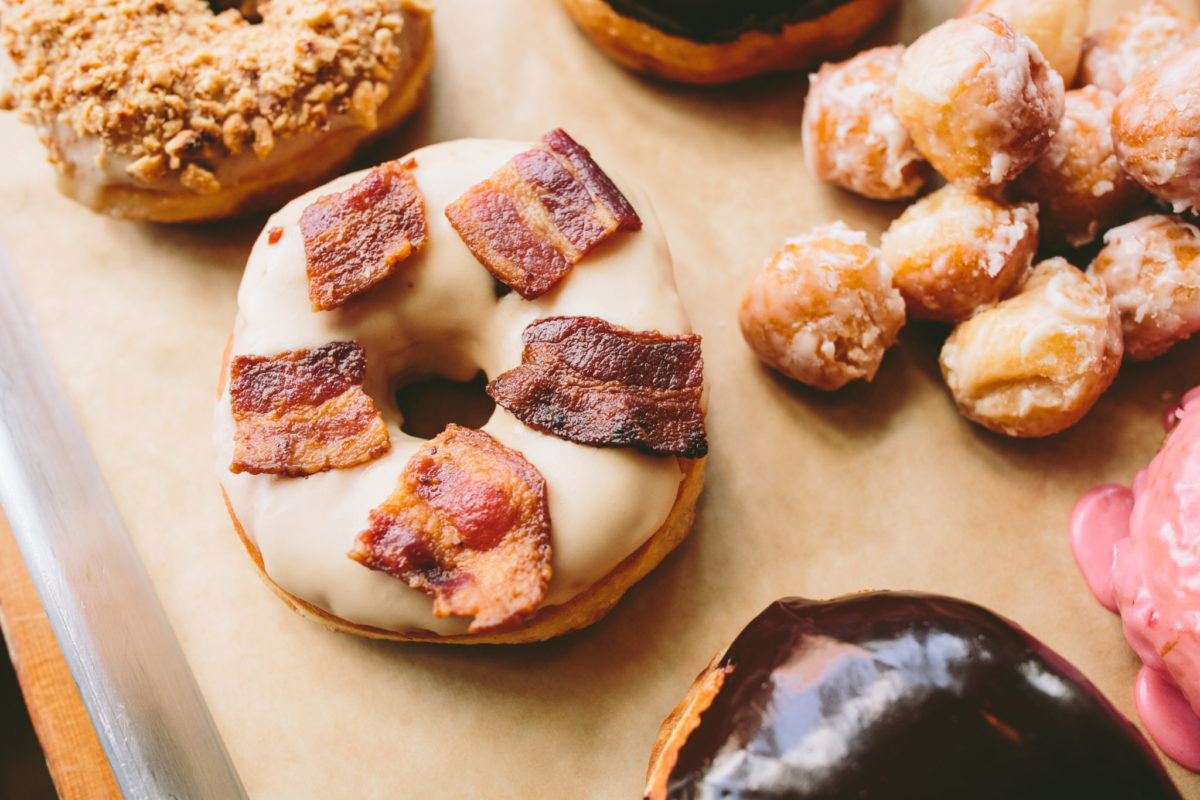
207,0,263,23
395,371,496,440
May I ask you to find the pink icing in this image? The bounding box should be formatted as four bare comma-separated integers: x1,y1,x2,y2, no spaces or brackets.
1070,388,1200,770
1137,666,1200,771
1069,484,1132,612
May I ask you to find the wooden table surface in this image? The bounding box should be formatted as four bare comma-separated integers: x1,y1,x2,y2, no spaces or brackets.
0,511,122,800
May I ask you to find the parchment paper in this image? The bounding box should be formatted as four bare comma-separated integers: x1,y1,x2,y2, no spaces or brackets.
2,0,1199,796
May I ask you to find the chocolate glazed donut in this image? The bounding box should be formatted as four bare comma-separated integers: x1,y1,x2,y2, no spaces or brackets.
602,0,866,43
558,0,901,83
646,592,1182,799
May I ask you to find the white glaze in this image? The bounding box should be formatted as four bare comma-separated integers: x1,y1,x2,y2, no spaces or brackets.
801,46,927,201
1089,214,1200,359
48,113,362,201
940,258,1120,437
963,0,1088,85
214,138,694,635
1079,0,1199,95
738,222,905,391
1114,44,1200,213
895,14,1063,189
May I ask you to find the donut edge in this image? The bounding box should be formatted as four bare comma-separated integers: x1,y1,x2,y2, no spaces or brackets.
218,334,708,644
51,5,435,223
221,458,705,645
557,0,901,84
643,648,728,799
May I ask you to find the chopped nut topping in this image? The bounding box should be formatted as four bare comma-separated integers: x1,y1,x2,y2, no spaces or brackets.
349,425,551,633
299,159,427,310
488,316,707,458
230,341,389,476
445,129,641,299
180,163,221,194
0,0,428,186
126,154,167,184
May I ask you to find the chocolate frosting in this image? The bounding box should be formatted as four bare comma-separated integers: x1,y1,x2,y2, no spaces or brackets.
602,0,860,44
662,592,1182,799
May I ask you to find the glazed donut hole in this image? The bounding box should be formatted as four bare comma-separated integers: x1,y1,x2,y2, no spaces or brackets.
939,257,1123,437
880,185,1037,322
1088,215,1200,360
893,13,1064,190
802,45,932,201
960,0,1088,86
1113,43,1200,214
1078,0,1199,95
739,222,906,391
1010,86,1145,250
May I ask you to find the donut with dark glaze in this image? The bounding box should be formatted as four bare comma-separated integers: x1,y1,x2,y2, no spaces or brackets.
558,0,901,83
646,592,1182,799
602,0,861,44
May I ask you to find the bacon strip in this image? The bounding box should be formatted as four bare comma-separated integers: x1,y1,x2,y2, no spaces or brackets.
229,341,390,476
445,129,641,299
300,159,427,311
348,425,551,633
487,316,708,459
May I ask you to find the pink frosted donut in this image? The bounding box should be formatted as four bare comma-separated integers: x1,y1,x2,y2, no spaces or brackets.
1071,387,1200,770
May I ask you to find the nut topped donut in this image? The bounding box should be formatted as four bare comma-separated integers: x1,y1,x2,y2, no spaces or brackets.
0,0,433,222
214,131,708,644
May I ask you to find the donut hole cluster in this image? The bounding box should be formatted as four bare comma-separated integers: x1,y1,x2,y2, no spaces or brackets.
742,0,1200,438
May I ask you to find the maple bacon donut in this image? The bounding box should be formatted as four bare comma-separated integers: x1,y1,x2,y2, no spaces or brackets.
214,131,708,644
0,0,433,222
558,0,901,84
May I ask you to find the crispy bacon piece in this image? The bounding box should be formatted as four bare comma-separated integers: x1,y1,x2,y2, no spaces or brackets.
229,341,390,476
300,159,427,311
445,129,641,299
348,425,551,633
487,316,708,458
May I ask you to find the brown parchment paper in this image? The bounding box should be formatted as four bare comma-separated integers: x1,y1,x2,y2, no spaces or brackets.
2,0,1199,796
